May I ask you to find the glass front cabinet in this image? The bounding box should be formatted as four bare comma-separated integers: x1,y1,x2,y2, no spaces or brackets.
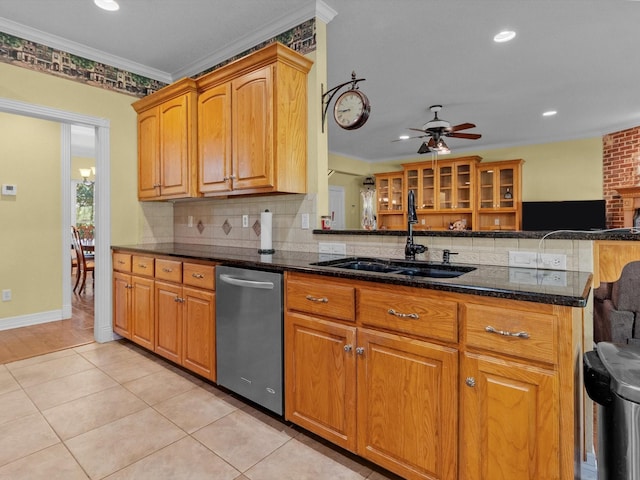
476,159,523,231
402,156,481,230
375,171,406,230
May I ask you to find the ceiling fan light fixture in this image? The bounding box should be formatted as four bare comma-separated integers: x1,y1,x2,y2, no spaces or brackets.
494,30,516,43
94,0,120,11
417,142,431,154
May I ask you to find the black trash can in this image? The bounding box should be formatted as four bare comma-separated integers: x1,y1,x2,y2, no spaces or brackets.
584,342,640,480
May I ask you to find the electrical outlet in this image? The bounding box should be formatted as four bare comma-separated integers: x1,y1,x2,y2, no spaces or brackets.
509,251,537,268
330,243,346,255
318,242,332,254
187,216,194,228
301,213,310,230
509,251,567,270
2,289,11,302
538,253,567,270
242,215,249,228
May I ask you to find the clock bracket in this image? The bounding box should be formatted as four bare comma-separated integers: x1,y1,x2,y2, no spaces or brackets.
321,71,366,133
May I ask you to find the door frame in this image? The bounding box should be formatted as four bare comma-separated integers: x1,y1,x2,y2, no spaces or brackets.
0,97,116,343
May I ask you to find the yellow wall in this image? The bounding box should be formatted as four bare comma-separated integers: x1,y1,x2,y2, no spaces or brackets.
0,61,139,319
0,114,61,317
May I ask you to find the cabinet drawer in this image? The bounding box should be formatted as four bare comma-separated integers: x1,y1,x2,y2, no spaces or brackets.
112,253,131,272
359,287,458,342
464,303,557,364
155,258,182,283
132,255,155,276
183,263,215,290
286,276,355,322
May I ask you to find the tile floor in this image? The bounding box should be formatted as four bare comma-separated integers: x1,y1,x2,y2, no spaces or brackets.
0,340,402,480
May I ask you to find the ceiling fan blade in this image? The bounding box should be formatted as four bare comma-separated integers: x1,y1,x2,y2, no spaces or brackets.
391,134,427,142
448,122,476,132
447,132,482,140
409,127,429,133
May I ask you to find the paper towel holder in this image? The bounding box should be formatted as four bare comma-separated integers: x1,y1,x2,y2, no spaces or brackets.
258,209,275,254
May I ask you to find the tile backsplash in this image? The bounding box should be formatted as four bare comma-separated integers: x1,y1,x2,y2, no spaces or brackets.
139,193,594,273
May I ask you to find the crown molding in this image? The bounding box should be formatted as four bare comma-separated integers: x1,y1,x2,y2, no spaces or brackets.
0,17,173,83
171,0,337,80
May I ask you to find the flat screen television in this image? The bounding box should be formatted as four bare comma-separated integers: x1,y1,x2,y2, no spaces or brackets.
522,200,606,231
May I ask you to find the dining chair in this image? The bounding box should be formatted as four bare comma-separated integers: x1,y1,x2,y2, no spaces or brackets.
71,225,94,294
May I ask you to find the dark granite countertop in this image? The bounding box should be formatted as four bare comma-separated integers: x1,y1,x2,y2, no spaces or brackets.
112,243,592,308
313,228,640,240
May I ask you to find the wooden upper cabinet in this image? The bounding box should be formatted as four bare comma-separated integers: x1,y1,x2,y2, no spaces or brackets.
133,78,199,201
476,159,523,231
198,82,232,194
197,43,313,197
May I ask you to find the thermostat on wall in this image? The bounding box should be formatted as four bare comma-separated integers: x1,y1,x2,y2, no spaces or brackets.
2,184,17,196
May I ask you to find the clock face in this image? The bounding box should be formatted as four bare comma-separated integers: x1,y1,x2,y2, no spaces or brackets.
333,90,370,130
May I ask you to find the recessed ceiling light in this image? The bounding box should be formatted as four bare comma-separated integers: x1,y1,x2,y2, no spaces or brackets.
543,110,557,117
398,135,410,140
494,30,516,43
94,0,120,11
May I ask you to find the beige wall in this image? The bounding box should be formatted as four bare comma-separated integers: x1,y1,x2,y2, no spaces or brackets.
330,137,604,228
0,61,139,320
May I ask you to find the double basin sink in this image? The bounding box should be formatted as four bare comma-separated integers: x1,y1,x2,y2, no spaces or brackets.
311,257,476,279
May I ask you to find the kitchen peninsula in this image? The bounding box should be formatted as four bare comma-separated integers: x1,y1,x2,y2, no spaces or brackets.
112,242,591,480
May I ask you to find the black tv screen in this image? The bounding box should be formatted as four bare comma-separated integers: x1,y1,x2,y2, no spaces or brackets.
522,200,606,231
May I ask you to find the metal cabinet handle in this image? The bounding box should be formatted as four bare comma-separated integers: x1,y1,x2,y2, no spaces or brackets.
388,308,419,319
355,347,365,355
485,326,530,339
344,344,353,352
305,295,328,303
125,284,133,289
153,183,161,188
117,260,125,265
465,377,476,387
229,174,236,180
162,267,173,273
192,273,204,279
138,264,147,268
174,297,184,303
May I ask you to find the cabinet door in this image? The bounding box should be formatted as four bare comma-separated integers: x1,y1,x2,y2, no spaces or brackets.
232,65,274,191
460,353,559,480
158,94,192,197
285,312,357,452
420,164,436,209
198,83,232,194
112,272,131,338
455,162,472,210
154,281,183,364
131,276,155,350
182,287,216,381
478,168,495,210
357,328,458,480
137,108,160,199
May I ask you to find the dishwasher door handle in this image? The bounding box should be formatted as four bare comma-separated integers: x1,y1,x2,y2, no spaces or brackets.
219,274,275,290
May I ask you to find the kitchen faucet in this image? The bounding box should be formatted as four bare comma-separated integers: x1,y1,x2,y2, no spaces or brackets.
405,190,427,260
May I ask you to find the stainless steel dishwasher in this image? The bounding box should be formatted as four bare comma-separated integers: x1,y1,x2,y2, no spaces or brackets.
215,266,284,415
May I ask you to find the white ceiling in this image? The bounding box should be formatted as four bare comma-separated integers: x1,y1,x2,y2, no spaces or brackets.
2,0,640,163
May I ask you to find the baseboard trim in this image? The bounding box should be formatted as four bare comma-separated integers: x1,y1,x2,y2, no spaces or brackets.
0,310,65,331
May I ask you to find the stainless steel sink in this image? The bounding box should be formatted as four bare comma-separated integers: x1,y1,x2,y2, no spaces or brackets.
311,257,476,279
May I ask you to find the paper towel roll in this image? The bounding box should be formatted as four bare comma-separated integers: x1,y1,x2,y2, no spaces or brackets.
259,209,275,254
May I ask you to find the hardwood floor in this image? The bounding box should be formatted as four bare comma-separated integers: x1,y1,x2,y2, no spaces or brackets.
0,283,94,365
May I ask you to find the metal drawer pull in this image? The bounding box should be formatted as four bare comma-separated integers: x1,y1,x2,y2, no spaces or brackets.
117,260,125,265
192,273,204,279
388,308,419,319
485,326,530,339
162,267,173,273
138,264,147,268
305,295,328,303
174,297,185,303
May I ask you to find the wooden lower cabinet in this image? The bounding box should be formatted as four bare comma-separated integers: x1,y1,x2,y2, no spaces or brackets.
154,281,216,381
285,312,357,451
459,353,559,480
112,271,154,350
356,328,457,480
285,311,457,480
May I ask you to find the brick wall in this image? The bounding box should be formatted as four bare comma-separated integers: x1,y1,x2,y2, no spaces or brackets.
603,126,640,228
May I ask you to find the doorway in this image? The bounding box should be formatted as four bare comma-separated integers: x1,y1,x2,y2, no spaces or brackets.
0,98,114,343
328,185,346,230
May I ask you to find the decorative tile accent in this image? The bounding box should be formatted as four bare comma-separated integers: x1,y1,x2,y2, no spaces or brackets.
197,220,205,234
222,219,232,236
252,220,261,237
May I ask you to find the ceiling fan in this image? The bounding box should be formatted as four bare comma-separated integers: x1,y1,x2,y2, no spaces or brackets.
401,105,481,154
